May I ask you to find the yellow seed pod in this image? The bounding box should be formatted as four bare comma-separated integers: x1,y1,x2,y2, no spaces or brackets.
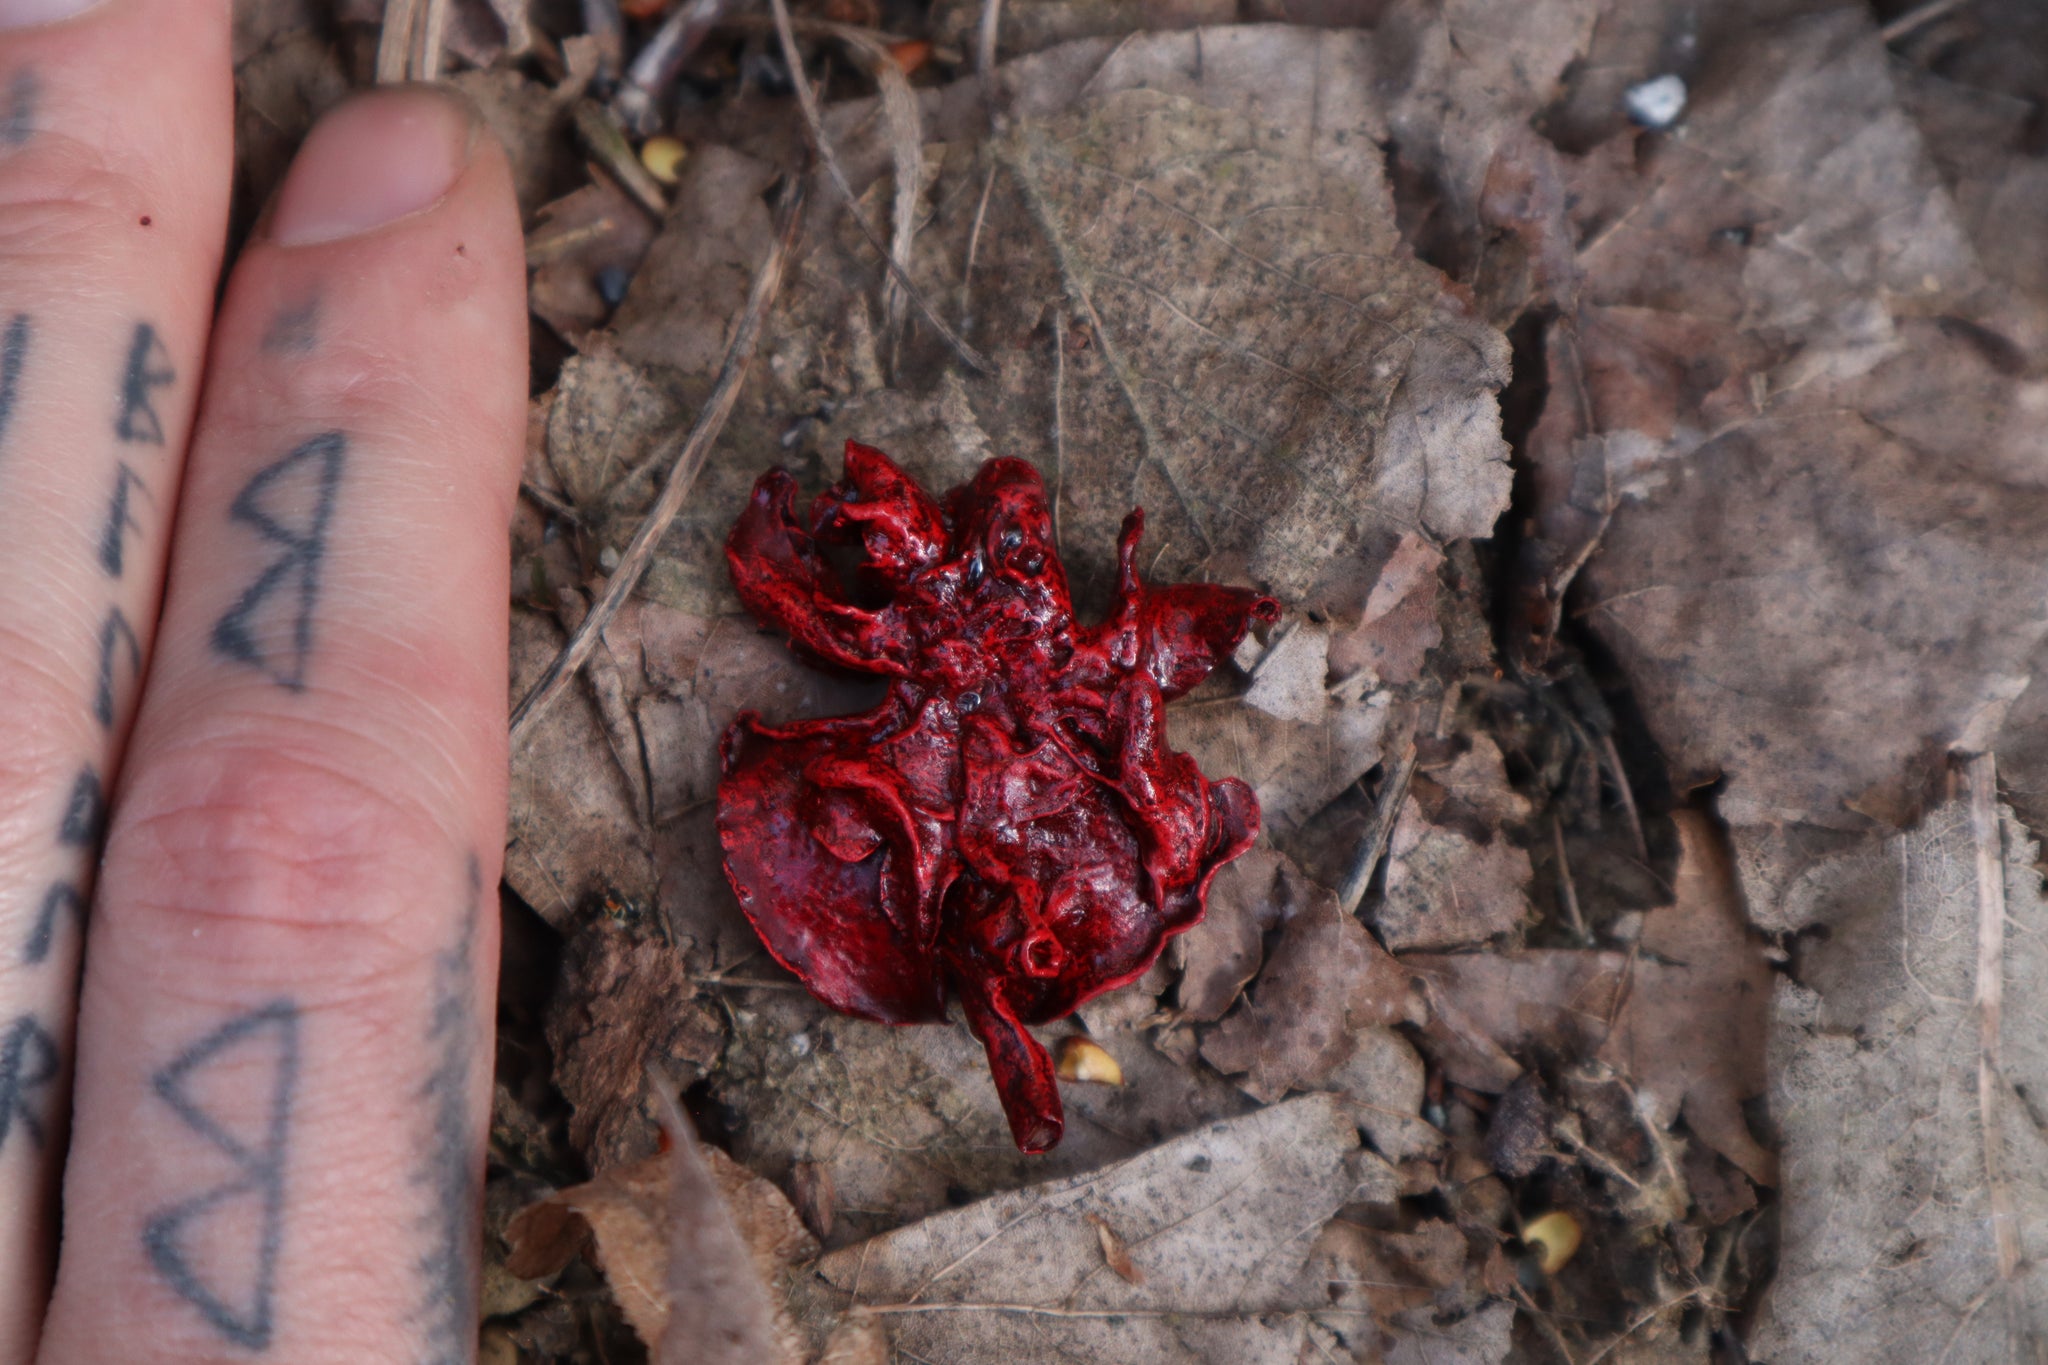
1054,1036,1123,1085
639,135,688,186
1522,1210,1582,1275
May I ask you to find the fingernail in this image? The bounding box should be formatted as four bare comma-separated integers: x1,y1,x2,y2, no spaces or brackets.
267,86,476,247
0,0,105,32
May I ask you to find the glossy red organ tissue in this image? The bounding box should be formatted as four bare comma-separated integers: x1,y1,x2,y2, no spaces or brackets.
717,442,1279,1152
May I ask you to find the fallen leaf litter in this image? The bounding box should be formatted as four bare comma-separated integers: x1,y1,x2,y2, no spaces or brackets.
411,0,2048,1359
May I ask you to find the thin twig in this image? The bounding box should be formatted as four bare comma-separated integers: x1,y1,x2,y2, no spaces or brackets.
525,216,621,267
375,0,418,81
768,0,995,375
1965,752,2021,1281
1880,0,1969,43
854,1302,1379,1321
1552,813,1590,943
1511,1281,1581,1365
686,975,807,992
510,179,804,742
974,0,1003,106
1338,745,1418,917
958,159,997,331
375,0,448,82
571,100,669,217
1579,1289,1702,1365
1599,731,1648,861
415,0,449,78
611,0,744,136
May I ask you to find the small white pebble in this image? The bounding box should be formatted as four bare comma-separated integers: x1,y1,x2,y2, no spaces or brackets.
599,545,621,572
790,1032,812,1057
1625,74,1687,130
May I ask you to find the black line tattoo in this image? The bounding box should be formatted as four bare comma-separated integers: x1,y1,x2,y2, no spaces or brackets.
115,321,174,444
142,1000,299,1351
94,606,141,730
23,882,81,965
0,313,29,455
261,298,319,356
98,462,150,577
210,432,346,692
414,856,482,1363
0,70,34,146
0,1014,56,1151
56,767,102,847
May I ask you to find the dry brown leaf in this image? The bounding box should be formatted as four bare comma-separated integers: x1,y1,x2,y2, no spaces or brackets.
623,28,1513,627
1407,816,1771,1184
545,915,726,1167
1740,789,2048,1361
504,1122,815,1362
1086,1212,1145,1285
709,984,1256,1249
611,145,784,379
1384,1301,1514,1365
506,606,655,925
814,1314,890,1365
1329,532,1444,687
1376,799,1534,952
449,67,583,218
653,1092,798,1365
1325,1024,1442,1164
797,1095,1370,1365
1201,867,1420,1102
527,180,659,344
1172,689,1394,863
1169,845,1289,1022
1524,10,2048,829
1404,950,1628,1094
1596,811,1775,1186
1895,0,2048,312
1377,0,1603,256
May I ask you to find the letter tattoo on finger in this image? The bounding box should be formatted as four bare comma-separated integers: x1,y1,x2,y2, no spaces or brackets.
98,462,150,578
0,70,35,147
56,767,103,848
142,1001,299,1350
210,432,346,691
22,882,82,965
0,313,29,460
94,606,141,730
414,856,483,1362
115,321,175,445
0,1014,57,1151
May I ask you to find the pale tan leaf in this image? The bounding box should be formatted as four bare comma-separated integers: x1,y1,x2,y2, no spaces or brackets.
801,1096,1366,1365
1742,790,2048,1361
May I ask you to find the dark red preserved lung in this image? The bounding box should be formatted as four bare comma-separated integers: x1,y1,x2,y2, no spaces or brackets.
718,441,1278,1151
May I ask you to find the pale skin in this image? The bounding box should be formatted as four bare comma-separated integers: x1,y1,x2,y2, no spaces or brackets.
0,0,526,1360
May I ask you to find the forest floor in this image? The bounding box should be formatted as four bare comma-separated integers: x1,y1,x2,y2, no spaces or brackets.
236,0,2048,1359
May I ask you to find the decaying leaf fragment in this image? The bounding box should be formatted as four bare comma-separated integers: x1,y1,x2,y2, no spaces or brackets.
1201,867,1420,1102
1406,812,1773,1184
799,1095,1374,1365
1596,811,1775,1186
503,1089,816,1363
1376,736,1535,951
1744,786,2048,1361
1522,10,2048,829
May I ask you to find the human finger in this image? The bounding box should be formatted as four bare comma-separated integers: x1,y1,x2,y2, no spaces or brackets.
0,0,234,1347
36,85,524,1362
